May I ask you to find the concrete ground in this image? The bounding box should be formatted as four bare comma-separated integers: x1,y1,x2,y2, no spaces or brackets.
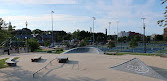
0,53,167,81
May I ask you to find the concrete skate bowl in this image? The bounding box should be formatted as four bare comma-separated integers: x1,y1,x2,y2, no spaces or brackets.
61,47,104,54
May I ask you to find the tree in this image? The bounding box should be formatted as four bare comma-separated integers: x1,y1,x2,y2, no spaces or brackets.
0,19,12,44
146,36,151,43
8,22,15,31
64,33,72,40
158,0,167,27
129,39,138,52
44,40,50,46
0,18,4,30
134,35,141,41
72,29,92,41
26,38,39,52
79,40,87,47
0,30,10,44
96,32,105,42
32,29,42,34
107,41,115,48
155,35,163,41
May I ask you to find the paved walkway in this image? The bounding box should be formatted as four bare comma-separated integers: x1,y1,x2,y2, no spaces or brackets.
0,53,167,81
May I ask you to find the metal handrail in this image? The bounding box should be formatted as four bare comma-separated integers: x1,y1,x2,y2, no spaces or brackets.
33,57,57,78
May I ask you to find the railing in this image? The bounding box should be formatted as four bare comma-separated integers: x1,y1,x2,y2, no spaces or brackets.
32,57,58,78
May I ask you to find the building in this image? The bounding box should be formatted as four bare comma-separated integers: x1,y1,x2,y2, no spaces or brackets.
12,28,33,40
151,34,157,40
118,31,129,37
163,27,167,38
128,31,141,38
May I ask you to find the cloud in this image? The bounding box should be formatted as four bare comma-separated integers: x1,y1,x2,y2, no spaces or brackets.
83,0,163,35
0,0,78,4
1,14,90,31
0,0,164,35
2,14,89,22
0,9,8,14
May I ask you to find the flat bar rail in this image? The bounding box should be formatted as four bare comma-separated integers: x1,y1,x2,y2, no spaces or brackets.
33,57,57,78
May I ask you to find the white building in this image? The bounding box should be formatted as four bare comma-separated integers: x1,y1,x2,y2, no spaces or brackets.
151,34,157,40
118,31,129,37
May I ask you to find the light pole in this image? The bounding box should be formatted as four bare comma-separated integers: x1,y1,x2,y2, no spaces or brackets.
90,27,92,33
116,21,119,49
141,18,146,53
92,17,96,45
25,21,28,52
108,22,111,35
51,11,54,47
116,21,119,42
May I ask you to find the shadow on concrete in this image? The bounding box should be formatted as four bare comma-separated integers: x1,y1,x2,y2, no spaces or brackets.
67,60,79,64
37,59,47,63
41,60,80,77
150,66,167,80
67,60,79,70
42,63,65,77
0,66,106,81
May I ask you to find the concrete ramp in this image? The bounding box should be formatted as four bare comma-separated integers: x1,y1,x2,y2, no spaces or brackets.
110,58,166,80
61,47,104,54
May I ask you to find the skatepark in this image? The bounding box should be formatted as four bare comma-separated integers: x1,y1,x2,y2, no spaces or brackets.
0,47,167,81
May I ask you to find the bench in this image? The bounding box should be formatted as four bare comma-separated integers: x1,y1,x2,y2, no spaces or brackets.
57,56,68,63
5,57,17,66
31,56,42,62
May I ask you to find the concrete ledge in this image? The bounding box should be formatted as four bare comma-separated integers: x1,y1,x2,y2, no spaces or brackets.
160,54,167,58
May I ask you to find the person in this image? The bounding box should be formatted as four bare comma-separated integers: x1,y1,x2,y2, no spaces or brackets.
7,48,10,55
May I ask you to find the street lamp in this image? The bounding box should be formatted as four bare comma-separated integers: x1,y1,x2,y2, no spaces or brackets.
92,17,96,45
51,11,54,47
116,21,119,42
141,18,146,53
25,21,28,52
108,22,111,35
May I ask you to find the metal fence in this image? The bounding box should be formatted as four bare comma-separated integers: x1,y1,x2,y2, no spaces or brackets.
94,42,167,54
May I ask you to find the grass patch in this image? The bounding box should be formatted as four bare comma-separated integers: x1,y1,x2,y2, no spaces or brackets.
47,50,52,53
14,57,19,60
54,49,64,54
0,58,9,68
0,57,19,69
35,49,47,52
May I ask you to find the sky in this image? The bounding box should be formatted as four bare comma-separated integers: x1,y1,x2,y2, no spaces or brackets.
0,0,165,35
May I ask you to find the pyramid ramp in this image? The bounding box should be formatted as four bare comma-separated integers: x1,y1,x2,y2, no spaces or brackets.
110,58,166,80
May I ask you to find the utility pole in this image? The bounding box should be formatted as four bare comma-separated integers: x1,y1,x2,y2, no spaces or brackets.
90,27,92,33
25,21,28,53
109,22,111,35
108,22,111,41
141,18,146,53
51,11,54,47
92,17,96,45
116,21,119,41
105,28,107,43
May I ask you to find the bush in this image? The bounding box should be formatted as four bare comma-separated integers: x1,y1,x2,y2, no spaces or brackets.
79,41,87,47
129,39,138,48
54,48,64,54
47,50,52,53
26,38,39,52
